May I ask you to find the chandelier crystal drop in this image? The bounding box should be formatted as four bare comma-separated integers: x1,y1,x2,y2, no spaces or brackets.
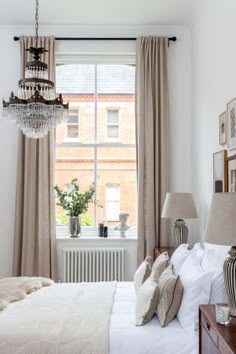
2,0,68,139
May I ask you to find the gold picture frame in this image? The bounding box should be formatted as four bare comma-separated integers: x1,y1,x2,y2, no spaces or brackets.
227,155,236,192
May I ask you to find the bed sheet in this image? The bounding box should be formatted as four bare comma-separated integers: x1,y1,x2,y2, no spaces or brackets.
110,282,198,354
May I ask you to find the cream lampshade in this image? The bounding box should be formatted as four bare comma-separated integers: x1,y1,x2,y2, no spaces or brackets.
161,193,198,246
204,193,236,316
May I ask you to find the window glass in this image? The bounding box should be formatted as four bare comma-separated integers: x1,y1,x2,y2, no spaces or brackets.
56,63,136,228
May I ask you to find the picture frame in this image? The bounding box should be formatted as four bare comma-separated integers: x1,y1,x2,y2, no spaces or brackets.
219,111,227,145
227,98,236,149
227,155,236,192
213,150,228,193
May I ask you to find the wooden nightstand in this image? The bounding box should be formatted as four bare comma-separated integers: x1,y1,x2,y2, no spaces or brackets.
199,305,236,354
154,247,175,260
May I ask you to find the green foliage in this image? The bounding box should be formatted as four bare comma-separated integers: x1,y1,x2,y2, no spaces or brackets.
54,179,101,217
56,212,93,226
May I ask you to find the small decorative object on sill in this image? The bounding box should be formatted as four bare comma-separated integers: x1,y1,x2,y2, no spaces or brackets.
2,0,68,138
204,193,236,317
114,211,130,237
54,179,102,238
70,216,81,238
99,223,104,237
104,226,108,238
161,193,198,247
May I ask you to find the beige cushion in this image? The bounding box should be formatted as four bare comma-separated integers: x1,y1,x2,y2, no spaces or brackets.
157,266,183,327
152,251,169,282
135,277,159,326
134,256,152,294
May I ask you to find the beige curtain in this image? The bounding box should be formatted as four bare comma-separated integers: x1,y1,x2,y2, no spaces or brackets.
136,36,170,265
13,36,56,279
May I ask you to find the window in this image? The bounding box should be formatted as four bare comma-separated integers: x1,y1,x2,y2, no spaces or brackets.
67,109,79,138
107,109,119,139
56,63,136,229
106,184,120,220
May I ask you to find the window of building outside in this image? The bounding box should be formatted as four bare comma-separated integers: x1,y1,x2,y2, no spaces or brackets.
56,62,136,233
106,184,120,220
107,109,119,139
67,109,79,139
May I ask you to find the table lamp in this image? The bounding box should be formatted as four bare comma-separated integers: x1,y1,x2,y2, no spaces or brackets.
161,192,198,246
204,193,236,316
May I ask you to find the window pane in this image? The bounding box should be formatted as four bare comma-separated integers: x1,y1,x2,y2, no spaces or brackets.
68,110,79,124
106,184,120,201
56,64,95,145
107,110,119,124
97,147,136,227
55,147,95,226
106,201,120,220
107,125,119,138
67,125,79,138
97,65,135,144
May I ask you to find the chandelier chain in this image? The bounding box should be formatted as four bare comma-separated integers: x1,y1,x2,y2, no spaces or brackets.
35,0,39,38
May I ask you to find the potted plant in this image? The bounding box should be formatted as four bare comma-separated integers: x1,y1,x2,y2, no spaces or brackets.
54,179,96,237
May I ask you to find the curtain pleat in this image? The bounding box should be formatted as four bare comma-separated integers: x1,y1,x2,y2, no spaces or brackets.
13,36,56,279
136,36,170,265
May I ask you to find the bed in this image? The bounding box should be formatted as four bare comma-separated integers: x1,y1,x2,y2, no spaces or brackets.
0,281,198,354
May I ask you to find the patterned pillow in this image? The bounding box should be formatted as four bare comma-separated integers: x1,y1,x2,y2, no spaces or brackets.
156,265,183,327
135,277,159,326
151,251,169,283
134,256,152,294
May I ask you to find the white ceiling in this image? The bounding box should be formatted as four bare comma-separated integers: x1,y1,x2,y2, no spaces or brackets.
0,0,194,26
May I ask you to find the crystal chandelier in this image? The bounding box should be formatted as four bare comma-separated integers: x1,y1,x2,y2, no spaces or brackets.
2,0,68,139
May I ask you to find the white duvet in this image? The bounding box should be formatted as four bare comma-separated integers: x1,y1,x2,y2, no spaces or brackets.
0,282,198,354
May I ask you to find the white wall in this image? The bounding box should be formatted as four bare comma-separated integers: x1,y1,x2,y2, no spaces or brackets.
191,0,236,242
0,25,191,276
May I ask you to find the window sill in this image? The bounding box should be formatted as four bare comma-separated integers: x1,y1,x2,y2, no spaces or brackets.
56,225,137,240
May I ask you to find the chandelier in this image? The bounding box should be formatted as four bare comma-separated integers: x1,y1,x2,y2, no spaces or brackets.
2,0,68,139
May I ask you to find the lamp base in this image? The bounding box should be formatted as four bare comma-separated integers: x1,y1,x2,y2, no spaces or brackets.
223,246,236,316
172,219,188,247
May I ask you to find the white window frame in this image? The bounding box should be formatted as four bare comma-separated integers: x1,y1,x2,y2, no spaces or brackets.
106,108,120,140
66,108,80,140
56,53,137,237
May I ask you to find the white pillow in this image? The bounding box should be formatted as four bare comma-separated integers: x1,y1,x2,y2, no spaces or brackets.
203,242,230,268
134,257,152,294
135,277,159,326
201,249,228,304
177,253,212,333
170,244,190,275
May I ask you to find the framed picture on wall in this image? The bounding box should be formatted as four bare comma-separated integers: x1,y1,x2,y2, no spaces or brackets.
227,155,236,192
219,111,227,145
227,98,236,149
213,150,228,192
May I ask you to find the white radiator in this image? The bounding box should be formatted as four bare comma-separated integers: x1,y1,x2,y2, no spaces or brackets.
63,247,125,282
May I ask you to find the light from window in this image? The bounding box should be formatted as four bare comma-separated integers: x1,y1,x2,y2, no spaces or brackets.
56,63,136,227
67,109,79,138
107,109,119,138
106,184,120,220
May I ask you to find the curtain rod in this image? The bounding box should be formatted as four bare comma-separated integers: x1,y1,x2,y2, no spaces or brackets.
13,36,177,43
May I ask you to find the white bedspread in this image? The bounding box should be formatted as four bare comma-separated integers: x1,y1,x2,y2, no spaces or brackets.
110,282,198,354
0,282,116,354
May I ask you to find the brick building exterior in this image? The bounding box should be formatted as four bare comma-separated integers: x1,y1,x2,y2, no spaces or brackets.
56,64,136,227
